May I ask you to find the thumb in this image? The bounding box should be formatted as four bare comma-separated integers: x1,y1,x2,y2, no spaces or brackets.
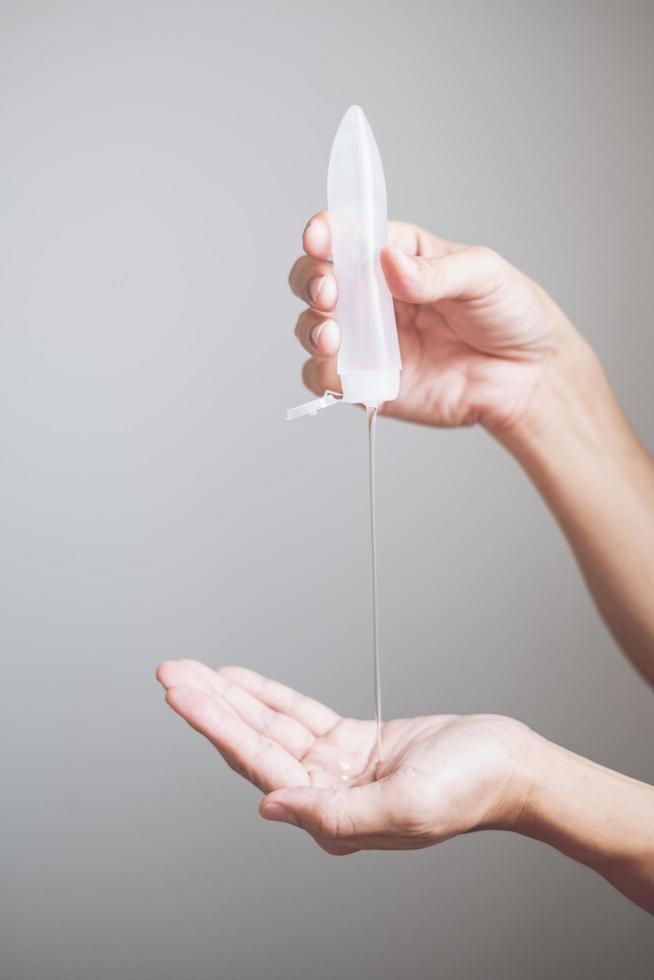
260,782,391,841
381,244,504,305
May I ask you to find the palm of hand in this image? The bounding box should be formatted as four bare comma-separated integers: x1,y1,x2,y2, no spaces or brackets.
157,660,529,854
302,713,528,850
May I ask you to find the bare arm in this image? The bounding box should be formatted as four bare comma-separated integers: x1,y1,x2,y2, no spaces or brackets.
496,337,654,685
518,734,654,914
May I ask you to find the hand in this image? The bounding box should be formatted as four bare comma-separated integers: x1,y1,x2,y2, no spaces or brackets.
156,660,534,854
290,213,585,433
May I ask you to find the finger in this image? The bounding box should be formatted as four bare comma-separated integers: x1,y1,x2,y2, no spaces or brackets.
156,659,236,708
165,684,310,793
260,780,394,840
387,221,461,258
381,244,504,305
302,213,457,261
209,672,315,759
294,310,340,358
302,357,340,398
289,256,337,311
302,211,331,259
218,666,340,737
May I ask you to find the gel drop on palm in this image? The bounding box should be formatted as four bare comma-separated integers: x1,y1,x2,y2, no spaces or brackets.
287,105,401,419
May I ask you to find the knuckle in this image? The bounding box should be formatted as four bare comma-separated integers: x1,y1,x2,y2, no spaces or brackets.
470,245,504,281
470,244,495,260
422,254,448,301
416,255,447,303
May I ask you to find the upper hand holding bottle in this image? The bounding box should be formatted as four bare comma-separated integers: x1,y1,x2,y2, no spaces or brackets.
290,212,584,434
291,213,654,685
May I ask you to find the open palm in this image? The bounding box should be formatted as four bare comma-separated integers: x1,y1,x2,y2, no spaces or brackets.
157,661,532,854
292,213,577,432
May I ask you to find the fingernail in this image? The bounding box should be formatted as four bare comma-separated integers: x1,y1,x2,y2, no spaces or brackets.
309,322,324,348
262,802,298,826
308,276,325,304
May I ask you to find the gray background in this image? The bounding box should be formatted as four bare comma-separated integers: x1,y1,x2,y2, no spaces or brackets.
1,1,653,977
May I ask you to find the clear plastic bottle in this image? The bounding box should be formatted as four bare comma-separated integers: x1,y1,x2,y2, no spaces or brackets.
287,105,401,419
328,105,401,407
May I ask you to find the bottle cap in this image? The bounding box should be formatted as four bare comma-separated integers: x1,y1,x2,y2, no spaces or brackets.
285,392,341,421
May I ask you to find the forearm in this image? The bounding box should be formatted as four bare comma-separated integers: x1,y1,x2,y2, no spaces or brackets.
496,334,654,684
515,734,654,914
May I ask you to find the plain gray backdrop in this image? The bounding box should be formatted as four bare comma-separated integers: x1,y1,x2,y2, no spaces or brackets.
1,1,653,977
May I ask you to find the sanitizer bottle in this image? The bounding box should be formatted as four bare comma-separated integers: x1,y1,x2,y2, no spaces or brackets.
287,106,401,420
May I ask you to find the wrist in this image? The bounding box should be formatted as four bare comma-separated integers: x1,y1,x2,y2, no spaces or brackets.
491,328,609,461
489,328,645,508
476,721,549,834
514,735,654,889
494,727,554,834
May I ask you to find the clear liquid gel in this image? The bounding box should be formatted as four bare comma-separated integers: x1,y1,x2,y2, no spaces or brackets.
367,406,382,765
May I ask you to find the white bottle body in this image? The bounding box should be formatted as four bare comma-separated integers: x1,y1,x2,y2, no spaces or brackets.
327,106,401,407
